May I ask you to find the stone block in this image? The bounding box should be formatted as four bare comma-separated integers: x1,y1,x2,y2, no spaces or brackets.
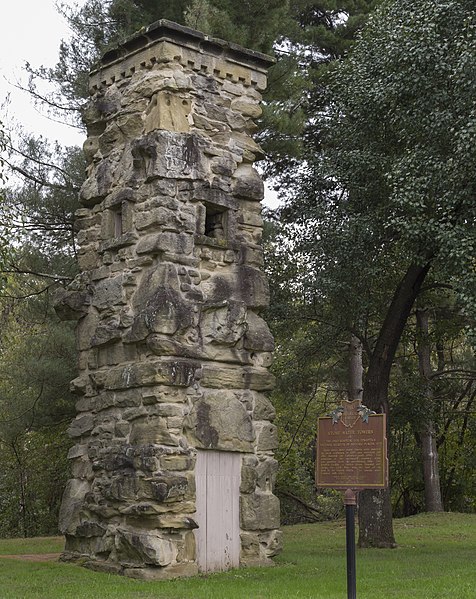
131,131,208,181
200,301,247,346
184,392,254,452
91,316,122,347
244,311,275,352
254,421,279,451
139,473,192,503
115,527,177,566
145,91,191,133
68,414,94,438
202,266,270,308
232,164,264,200
91,276,124,309
161,454,194,471
54,288,91,320
75,520,107,538
177,531,197,561
201,364,275,391
146,334,204,360
240,531,260,559
256,458,279,491
103,359,200,390
240,492,280,531
58,479,90,534
253,393,276,421
259,529,283,558
67,444,89,460
136,232,193,256
240,464,258,493
130,417,178,446
230,98,262,118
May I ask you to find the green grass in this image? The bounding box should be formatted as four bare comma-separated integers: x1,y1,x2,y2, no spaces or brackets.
0,513,474,598
0,536,64,556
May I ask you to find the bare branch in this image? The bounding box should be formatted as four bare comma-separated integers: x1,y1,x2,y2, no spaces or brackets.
8,143,77,183
3,158,79,192
2,268,73,282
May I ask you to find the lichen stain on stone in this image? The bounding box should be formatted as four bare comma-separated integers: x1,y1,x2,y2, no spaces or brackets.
195,401,219,449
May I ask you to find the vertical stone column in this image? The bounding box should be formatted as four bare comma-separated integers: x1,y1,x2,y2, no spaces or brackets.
56,20,281,579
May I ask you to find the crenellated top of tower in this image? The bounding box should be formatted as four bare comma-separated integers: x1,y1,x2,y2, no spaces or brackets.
90,19,275,93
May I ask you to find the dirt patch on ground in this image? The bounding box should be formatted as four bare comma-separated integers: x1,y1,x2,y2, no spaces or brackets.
0,553,61,562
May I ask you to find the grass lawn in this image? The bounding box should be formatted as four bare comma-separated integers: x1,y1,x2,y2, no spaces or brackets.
0,512,474,598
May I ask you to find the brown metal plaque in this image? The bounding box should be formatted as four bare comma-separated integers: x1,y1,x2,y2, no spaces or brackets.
316,412,388,489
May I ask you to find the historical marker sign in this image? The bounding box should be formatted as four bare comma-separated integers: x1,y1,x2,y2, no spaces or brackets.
316,399,388,599
316,400,388,490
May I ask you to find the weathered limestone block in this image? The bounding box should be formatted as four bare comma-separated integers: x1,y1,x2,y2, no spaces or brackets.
68,413,95,438
145,91,191,133
91,275,124,309
132,131,208,181
200,364,275,390
230,98,263,119
115,528,177,566
200,301,247,346
252,392,276,421
184,392,255,451
58,479,90,534
232,164,264,200
130,417,180,446
201,265,270,308
58,20,279,577
54,288,91,320
240,492,280,531
256,458,279,492
259,529,283,558
244,311,275,352
96,359,200,390
240,456,259,493
91,316,122,347
136,231,194,256
254,421,279,451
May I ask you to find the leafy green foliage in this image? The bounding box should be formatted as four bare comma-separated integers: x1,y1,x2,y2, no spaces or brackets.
0,426,70,538
323,0,476,317
185,0,290,53
274,0,476,530
0,133,82,538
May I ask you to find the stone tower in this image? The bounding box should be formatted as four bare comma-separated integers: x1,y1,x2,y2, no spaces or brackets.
56,20,280,579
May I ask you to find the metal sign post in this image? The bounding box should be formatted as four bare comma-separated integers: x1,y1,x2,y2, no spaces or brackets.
344,489,357,599
316,400,389,599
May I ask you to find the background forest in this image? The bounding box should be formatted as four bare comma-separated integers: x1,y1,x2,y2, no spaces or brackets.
0,0,474,545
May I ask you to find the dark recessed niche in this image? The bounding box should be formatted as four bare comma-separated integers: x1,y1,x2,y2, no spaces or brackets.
204,204,227,240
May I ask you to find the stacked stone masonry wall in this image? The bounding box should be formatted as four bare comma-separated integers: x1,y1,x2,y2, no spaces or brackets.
56,20,281,579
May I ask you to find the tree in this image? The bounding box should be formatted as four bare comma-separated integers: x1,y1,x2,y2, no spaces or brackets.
282,0,476,546
0,130,83,536
1,0,379,534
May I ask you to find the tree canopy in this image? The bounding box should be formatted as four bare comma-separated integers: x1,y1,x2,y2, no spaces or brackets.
278,0,476,545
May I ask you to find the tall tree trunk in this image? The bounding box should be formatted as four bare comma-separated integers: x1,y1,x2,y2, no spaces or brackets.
358,261,432,548
348,334,363,402
416,309,444,512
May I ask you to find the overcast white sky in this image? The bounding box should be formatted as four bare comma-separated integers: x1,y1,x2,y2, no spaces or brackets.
0,0,85,147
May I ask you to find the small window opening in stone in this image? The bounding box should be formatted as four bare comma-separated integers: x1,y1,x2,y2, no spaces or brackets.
204,205,227,239
114,208,123,237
